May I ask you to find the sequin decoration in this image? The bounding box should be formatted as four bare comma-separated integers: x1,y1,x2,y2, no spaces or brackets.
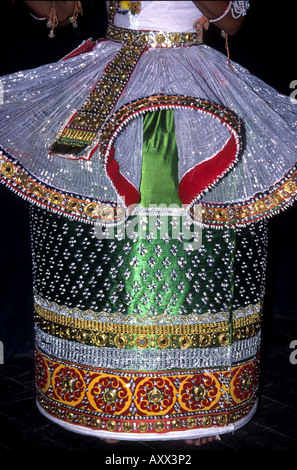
30,206,267,318
35,348,260,436
106,24,203,48
30,201,267,438
49,44,146,157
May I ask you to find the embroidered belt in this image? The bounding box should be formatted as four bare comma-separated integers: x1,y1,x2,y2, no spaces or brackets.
106,24,203,48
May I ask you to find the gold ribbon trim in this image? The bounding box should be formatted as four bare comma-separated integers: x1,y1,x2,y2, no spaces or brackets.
34,301,261,349
50,43,145,157
106,24,203,48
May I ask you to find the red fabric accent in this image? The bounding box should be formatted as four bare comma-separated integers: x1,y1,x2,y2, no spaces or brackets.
178,134,237,205
61,38,103,61
106,147,140,209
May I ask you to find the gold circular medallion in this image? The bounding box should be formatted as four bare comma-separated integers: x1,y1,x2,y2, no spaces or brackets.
216,414,228,425
229,412,237,423
114,334,128,348
147,388,163,404
154,420,165,432
32,185,46,197
171,419,181,430
61,376,76,393
241,374,251,390
135,335,149,349
65,411,74,422
92,418,102,428
96,333,108,347
49,193,64,205
157,335,170,349
55,407,62,418
122,422,133,433
84,202,99,217
201,416,212,427
199,333,211,347
103,389,118,404
107,420,117,432
1,162,15,177
193,384,206,401
138,422,149,433
76,330,88,343
186,417,196,429
78,415,88,426
218,332,230,346
178,336,191,349
66,199,81,212
100,206,115,220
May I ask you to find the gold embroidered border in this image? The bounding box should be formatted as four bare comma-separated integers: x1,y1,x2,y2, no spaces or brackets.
34,301,261,349
97,94,243,164
50,43,145,156
36,347,259,434
106,24,203,48
195,171,297,225
38,391,256,434
0,155,125,222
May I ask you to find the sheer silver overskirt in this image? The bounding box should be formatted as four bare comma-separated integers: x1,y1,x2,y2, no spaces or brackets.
0,40,296,205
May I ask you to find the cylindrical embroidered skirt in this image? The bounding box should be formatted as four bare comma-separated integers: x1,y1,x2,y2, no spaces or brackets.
0,21,296,442
31,202,267,440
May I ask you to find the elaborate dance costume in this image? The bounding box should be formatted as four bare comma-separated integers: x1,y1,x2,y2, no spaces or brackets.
0,1,296,441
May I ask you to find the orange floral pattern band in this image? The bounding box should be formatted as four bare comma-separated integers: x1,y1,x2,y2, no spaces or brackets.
36,348,260,436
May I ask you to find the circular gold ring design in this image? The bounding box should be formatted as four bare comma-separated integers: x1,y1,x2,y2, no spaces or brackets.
171,419,181,430
122,422,133,432
114,334,128,348
216,414,228,425
147,388,163,404
193,384,207,401
135,335,150,349
106,420,117,432
186,417,197,429
154,420,165,432
138,422,149,433
157,335,171,349
201,416,212,427
178,336,192,349
199,333,211,347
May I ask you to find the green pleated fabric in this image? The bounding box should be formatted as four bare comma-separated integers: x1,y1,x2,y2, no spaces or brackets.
139,109,182,207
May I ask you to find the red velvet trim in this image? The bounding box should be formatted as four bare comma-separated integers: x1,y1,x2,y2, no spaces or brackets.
178,134,238,205
61,38,102,61
106,147,140,208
